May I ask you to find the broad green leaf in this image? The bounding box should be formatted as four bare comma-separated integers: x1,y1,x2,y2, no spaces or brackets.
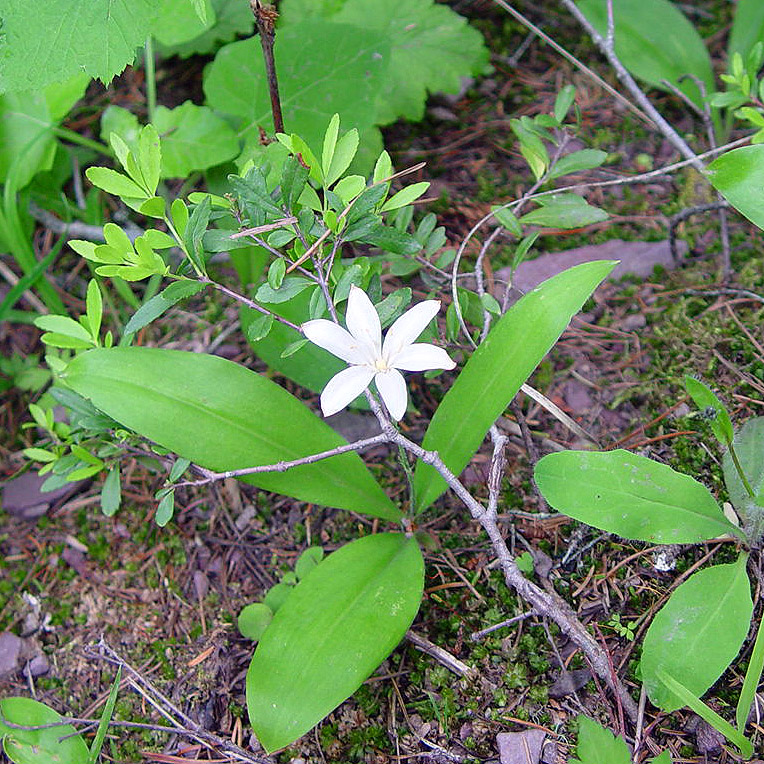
238,603,273,641
204,22,389,173
62,348,398,519
152,0,215,46
570,716,631,764
0,697,89,764
707,145,764,232
153,102,239,177
0,76,87,187
722,416,764,524
161,0,254,58
547,149,608,180
729,0,764,61
577,0,714,109
0,0,156,93
282,0,489,125
519,194,608,229
413,261,614,511
641,556,753,712
535,449,741,543
247,533,423,751
684,375,733,445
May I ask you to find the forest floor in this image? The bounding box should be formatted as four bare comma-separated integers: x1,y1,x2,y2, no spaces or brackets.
2,1,764,763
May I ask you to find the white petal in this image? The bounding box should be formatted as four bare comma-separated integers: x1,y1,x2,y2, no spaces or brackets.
302,319,367,364
375,369,408,421
320,365,375,417
382,300,441,363
346,285,382,364
393,343,456,372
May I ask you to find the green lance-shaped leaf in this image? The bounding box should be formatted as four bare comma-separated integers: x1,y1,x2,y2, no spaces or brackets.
0,697,89,764
62,348,399,520
535,449,743,543
247,532,424,751
413,260,615,511
641,555,753,712
577,0,714,110
708,145,764,232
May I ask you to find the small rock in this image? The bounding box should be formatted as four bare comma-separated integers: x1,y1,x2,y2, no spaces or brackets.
2,471,86,520
0,632,23,678
496,729,546,764
24,654,50,678
548,668,592,698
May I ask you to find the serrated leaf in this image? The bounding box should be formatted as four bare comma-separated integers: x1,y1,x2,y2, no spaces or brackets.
153,102,239,177
247,533,423,751
283,0,489,125
413,261,614,510
535,449,742,543
0,0,156,93
641,556,753,711
577,0,714,110
204,22,389,173
62,348,399,519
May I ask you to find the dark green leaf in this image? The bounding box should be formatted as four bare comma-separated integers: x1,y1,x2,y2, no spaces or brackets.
535,449,741,543
62,348,398,519
414,262,614,510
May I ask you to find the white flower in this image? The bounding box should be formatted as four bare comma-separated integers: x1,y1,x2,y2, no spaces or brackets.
302,285,456,421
